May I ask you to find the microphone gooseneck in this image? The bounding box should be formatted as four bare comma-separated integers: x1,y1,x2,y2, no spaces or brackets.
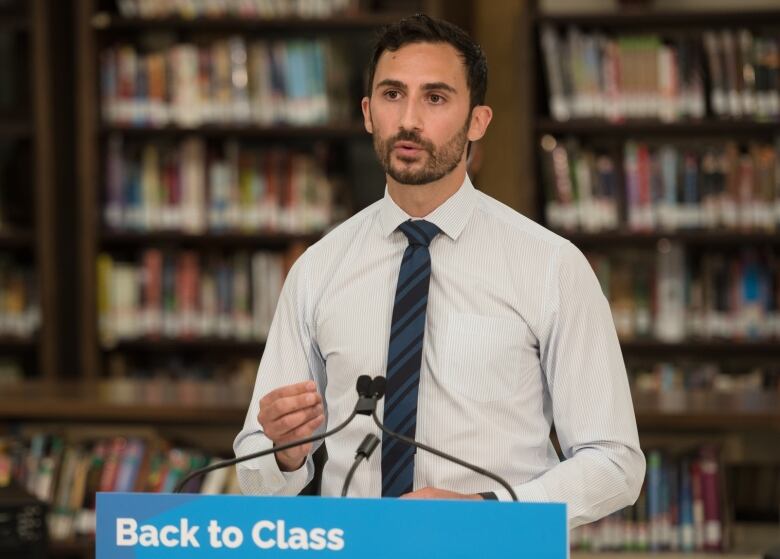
174,376,374,493
175,374,520,501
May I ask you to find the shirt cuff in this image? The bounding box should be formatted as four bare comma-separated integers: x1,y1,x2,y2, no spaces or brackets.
235,434,308,494
495,478,549,503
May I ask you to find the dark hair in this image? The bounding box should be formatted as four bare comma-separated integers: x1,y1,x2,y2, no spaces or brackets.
365,14,488,110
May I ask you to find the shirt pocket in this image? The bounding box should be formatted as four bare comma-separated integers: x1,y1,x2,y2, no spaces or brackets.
440,312,527,403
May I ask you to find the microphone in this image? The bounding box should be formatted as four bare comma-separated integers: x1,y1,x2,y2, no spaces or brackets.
369,375,519,502
174,375,374,493
340,434,381,497
340,376,384,496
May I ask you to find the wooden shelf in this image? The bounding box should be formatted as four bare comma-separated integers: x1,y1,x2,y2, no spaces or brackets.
1,381,777,430
0,380,248,424
100,231,321,249
102,338,265,354
0,14,29,31
633,391,780,430
0,229,34,248
557,230,780,246
620,340,780,357
49,538,93,558
92,12,409,32
101,122,368,139
0,335,37,350
534,9,780,28
0,120,32,138
536,119,780,137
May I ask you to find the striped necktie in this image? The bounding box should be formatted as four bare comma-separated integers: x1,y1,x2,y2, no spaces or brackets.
381,219,441,497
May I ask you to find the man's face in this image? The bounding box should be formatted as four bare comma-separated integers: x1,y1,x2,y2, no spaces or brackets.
362,42,473,186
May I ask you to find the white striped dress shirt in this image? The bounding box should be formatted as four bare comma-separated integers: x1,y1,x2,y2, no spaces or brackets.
234,175,645,528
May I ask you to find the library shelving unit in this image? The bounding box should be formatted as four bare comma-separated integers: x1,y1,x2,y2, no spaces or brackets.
74,0,451,381
0,0,58,381
529,1,780,555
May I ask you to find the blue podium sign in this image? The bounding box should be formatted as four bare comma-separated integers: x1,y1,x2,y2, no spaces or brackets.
97,492,568,558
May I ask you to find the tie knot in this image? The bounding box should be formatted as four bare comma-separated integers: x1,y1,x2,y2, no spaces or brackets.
398,220,441,247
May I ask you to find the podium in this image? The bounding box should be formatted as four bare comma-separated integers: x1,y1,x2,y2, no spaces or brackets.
97,492,568,558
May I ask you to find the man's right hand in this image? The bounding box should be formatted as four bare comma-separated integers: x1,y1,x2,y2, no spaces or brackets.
258,381,324,472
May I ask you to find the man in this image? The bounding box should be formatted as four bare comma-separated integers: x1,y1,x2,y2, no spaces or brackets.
234,14,644,528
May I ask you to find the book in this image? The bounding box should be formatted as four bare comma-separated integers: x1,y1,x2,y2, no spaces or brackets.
104,136,340,234
101,37,352,128
543,138,780,233
539,26,780,123
570,447,727,552
583,246,780,343
539,28,707,122
115,0,359,19
0,432,245,540
97,248,287,343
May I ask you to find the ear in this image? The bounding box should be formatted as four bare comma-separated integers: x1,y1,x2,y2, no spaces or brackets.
361,97,373,134
467,105,493,142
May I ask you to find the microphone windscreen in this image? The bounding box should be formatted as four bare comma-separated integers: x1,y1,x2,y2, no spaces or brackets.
356,375,372,396
370,376,387,398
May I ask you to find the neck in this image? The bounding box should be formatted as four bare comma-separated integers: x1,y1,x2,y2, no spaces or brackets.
387,161,467,218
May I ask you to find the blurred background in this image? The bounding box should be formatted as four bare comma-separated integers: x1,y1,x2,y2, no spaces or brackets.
0,0,778,557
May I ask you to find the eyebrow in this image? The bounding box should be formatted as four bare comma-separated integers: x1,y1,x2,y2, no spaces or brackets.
374,79,458,94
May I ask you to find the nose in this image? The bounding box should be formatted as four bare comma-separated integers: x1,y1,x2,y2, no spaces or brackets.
399,97,423,132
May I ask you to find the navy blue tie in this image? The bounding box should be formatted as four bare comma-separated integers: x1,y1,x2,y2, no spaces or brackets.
381,219,441,497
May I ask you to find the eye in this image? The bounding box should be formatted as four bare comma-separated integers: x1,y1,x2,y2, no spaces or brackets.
384,90,400,100
429,93,445,104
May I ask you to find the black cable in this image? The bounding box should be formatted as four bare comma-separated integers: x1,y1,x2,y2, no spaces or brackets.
174,408,358,493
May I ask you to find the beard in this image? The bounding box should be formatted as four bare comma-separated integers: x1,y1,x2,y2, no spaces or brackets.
372,117,470,186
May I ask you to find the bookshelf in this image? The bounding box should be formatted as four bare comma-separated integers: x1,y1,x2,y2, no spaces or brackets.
530,0,780,553
0,0,58,382
75,0,453,380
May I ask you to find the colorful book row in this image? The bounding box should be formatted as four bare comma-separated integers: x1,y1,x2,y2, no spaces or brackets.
703,30,780,120
540,27,705,122
0,433,241,541
116,0,358,19
97,249,284,346
571,447,724,552
631,362,780,394
542,136,780,232
100,37,352,127
540,26,780,122
586,246,780,342
105,136,341,233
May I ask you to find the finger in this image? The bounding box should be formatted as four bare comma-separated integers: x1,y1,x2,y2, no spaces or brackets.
263,391,322,422
265,404,324,439
277,414,325,443
260,381,317,407
400,488,431,499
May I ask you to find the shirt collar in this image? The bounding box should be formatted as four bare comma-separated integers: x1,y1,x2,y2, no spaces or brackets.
378,175,477,241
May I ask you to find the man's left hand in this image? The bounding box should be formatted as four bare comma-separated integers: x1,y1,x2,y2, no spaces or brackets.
399,487,482,500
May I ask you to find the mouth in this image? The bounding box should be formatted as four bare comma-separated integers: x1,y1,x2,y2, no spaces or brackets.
393,141,425,156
